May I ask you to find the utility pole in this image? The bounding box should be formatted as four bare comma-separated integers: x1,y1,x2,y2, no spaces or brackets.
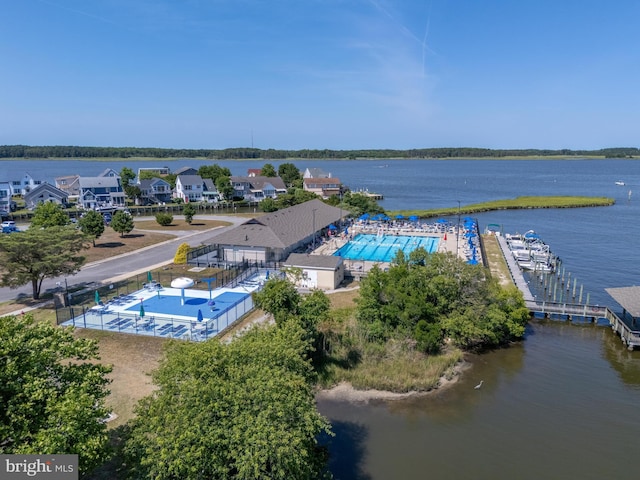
312,208,317,250
456,200,461,258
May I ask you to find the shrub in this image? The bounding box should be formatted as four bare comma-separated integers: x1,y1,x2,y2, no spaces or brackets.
174,242,191,264
155,212,173,226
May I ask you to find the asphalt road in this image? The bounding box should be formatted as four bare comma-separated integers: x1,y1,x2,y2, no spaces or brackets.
0,215,247,304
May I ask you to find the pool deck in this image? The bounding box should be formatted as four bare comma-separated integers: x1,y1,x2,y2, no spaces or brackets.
312,220,479,275
61,276,266,341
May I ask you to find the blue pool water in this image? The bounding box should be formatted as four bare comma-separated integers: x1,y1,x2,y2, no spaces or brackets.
126,291,250,319
334,234,440,262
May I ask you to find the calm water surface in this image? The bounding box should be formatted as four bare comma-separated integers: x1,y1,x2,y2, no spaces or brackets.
4,158,640,478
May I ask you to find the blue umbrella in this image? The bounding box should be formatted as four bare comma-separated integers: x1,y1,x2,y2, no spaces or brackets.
95,290,100,304
329,224,337,230
197,309,203,323
395,214,404,220
359,213,370,221
147,271,153,282
139,302,145,318
409,215,418,222
266,270,270,279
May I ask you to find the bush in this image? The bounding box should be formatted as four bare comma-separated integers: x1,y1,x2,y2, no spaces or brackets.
155,212,173,226
174,242,191,264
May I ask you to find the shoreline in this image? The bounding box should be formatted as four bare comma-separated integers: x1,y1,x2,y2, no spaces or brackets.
316,360,471,403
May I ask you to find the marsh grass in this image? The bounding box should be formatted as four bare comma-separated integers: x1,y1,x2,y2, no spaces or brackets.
393,195,614,218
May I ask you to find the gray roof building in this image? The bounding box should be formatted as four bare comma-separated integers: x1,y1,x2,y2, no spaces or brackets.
207,199,345,263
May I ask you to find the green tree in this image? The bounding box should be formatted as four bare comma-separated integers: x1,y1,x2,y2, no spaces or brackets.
30,202,70,228
78,210,105,246
155,212,173,226
124,322,331,480
198,164,231,181
0,226,89,299
182,202,196,224
120,166,136,187
260,163,277,177
0,314,112,475
215,176,234,201
110,210,134,237
124,184,141,204
278,163,302,188
260,197,278,212
253,277,301,325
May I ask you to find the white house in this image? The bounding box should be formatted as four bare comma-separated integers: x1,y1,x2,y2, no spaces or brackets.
174,175,204,203
24,183,69,210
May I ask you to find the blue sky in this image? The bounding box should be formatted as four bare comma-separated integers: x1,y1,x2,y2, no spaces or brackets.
2,0,639,150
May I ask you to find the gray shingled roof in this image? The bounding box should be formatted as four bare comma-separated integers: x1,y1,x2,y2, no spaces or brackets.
605,286,640,317
231,175,287,191
78,177,121,188
284,253,342,270
208,199,344,248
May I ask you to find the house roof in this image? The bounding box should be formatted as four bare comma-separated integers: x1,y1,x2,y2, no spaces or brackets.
175,167,198,176
208,199,344,249
139,178,170,189
284,253,343,270
231,175,287,191
303,177,342,186
24,183,68,201
203,179,216,191
177,175,203,185
304,168,331,178
78,176,122,188
605,286,640,317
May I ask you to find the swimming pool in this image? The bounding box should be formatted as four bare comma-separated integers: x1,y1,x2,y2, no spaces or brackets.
334,234,440,262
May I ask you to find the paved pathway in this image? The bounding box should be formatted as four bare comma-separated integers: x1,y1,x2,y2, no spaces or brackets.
0,215,247,304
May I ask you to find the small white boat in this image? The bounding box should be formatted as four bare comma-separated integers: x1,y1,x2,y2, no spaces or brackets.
615,181,625,186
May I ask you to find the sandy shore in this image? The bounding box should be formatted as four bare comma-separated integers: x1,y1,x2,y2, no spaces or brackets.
316,361,470,403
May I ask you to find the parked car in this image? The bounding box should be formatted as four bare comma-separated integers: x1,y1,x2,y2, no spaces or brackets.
2,220,18,233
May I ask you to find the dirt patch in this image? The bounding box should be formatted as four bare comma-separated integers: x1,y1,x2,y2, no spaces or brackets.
316,361,469,403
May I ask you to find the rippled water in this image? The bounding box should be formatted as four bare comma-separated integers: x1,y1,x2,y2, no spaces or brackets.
5,157,640,477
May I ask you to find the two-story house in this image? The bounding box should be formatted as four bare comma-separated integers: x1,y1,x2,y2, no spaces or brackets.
174,175,204,203
10,173,42,196
55,175,81,200
78,176,126,210
24,183,69,210
0,181,11,214
138,178,173,205
230,176,287,202
303,177,343,199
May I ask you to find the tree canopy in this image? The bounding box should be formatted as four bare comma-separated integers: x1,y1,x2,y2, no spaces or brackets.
110,210,134,237
30,202,71,228
356,250,529,352
78,209,105,246
0,226,89,299
0,314,112,475
124,322,331,479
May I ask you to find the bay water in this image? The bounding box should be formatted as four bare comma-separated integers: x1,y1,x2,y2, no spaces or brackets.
3,158,640,478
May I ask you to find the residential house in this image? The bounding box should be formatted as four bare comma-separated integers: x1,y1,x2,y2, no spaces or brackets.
98,168,120,178
174,175,204,203
303,168,332,179
174,166,199,177
303,177,343,199
78,176,126,210
10,173,42,196
55,175,81,200
230,175,287,202
206,199,344,264
247,168,262,177
0,181,11,213
138,178,173,205
202,178,220,203
24,183,69,210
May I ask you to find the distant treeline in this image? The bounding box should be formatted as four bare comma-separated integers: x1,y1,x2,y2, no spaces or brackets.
1,145,638,160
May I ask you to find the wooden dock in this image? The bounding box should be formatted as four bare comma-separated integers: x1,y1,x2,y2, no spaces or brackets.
495,235,640,350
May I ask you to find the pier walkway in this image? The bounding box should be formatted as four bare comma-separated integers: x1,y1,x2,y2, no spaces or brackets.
495,234,640,350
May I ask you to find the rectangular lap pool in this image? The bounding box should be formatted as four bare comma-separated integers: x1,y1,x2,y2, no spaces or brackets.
334,233,440,262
